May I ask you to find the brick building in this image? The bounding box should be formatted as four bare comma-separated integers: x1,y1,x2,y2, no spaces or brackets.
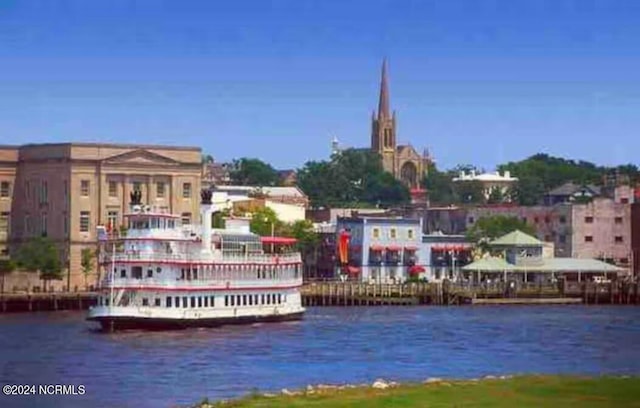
1,143,202,290
632,203,640,277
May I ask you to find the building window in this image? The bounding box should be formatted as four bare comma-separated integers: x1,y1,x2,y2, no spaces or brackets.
534,217,539,223
63,212,68,236
0,212,9,233
108,181,117,197
24,214,31,235
522,217,527,224
620,258,629,265
132,182,142,193
559,216,566,224
390,228,397,239
41,213,47,236
156,182,165,198
372,228,380,239
80,211,90,232
39,181,48,204
558,234,566,244
585,216,594,223
585,235,593,243
615,236,624,243
615,217,623,224
621,198,629,204
107,211,118,229
182,182,192,198
181,212,191,225
543,216,549,223
407,229,414,239
0,181,10,198
468,217,474,224
544,235,551,242
80,180,90,196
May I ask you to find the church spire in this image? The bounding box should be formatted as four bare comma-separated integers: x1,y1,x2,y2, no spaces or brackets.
377,58,390,119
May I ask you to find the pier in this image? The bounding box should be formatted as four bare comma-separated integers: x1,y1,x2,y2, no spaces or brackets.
301,280,640,306
0,292,98,313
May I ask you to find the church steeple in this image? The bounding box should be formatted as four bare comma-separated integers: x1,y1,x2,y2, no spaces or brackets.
377,58,390,119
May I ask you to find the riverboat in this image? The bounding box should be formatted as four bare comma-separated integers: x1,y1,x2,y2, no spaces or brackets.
87,190,305,331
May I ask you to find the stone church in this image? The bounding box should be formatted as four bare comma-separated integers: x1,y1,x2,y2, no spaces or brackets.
370,59,432,190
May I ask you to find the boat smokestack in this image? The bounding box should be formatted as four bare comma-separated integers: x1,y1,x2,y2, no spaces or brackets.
200,189,213,255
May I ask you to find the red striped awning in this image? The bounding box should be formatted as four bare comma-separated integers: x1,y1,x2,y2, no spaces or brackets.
386,245,402,251
260,236,297,245
404,246,418,251
370,245,384,251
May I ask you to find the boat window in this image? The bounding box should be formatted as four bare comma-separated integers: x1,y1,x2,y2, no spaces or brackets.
175,296,180,308
272,294,276,304
120,269,126,278
147,269,153,278
204,297,208,307
278,294,282,304
166,297,172,307
156,267,162,274
132,266,142,279
154,298,161,307
254,294,258,305
236,295,241,306
230,296,234,306
142,298,149,306
105,297,109,306
168,220,175,228
180,269,185,280
198,297,202,308
225,296,229,307
242,295,247,306
190,297,196,308
210,296,215,307
261,294,265,304
182,296,188,308
266,294,270,305
248,295,253,306
193,268,198,280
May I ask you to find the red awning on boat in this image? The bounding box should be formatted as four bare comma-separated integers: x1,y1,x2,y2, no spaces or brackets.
260,236,297,245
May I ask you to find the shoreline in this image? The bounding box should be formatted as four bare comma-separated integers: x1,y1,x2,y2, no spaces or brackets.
193,375,640,408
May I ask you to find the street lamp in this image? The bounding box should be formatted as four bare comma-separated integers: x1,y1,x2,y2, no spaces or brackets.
264,217,275,253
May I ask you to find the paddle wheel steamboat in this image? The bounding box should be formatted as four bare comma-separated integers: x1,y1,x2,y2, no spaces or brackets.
87,189,305,331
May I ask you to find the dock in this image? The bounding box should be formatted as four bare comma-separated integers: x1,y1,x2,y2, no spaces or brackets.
301,280,640,307
0,292,98,313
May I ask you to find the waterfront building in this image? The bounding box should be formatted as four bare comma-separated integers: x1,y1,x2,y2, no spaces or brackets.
2,143,202,290
632,203,640,278
461,230,627,284
420,232,474,281
543,182,602,206
0,146,17,258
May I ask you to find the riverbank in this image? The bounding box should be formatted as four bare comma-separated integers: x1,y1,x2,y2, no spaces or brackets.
194,375,640,407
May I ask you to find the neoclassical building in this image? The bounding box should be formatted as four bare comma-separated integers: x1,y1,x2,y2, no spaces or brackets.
370,59,432,190
2,143,202,290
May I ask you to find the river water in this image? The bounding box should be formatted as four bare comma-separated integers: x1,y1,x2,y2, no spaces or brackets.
1,306,639,408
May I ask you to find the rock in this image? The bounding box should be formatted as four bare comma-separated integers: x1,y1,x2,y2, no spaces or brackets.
372,379,389,389
423,377,443,384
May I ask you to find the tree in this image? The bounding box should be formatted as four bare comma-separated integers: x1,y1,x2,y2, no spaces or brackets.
296,148,410,208
286,219,319,250
249,207,283,237
487,186,505,204
15,237,63,290
452,180,485,204
0,258,16,293
229,158,280,186
466,215,537,252
81,248,96,290
423,163,456,206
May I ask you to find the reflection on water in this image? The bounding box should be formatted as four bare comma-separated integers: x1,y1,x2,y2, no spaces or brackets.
1,306,640,408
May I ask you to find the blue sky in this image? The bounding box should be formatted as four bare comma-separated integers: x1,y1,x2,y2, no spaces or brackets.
0,0,639,171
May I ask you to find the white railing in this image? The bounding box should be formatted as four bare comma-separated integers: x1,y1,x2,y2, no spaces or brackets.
100,277,303,289
103,251,301,264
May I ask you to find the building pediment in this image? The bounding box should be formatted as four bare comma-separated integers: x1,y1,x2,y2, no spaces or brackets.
102,149,181,166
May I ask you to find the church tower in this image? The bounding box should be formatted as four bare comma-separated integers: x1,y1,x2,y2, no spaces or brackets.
371,58,397,174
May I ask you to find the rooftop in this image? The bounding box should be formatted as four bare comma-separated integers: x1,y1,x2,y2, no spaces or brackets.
490,230,543,247
462,256,625,273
